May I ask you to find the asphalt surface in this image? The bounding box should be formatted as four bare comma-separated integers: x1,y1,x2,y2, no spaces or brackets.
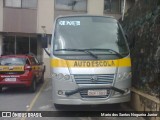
0,79,144,120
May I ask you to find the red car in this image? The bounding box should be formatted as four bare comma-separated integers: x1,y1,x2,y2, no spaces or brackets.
0,55,45,93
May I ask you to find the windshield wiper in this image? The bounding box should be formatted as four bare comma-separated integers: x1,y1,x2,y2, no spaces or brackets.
55,49,98,59
85,48,123,58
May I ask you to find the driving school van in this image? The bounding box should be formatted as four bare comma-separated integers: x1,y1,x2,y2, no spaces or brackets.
45,15,132,108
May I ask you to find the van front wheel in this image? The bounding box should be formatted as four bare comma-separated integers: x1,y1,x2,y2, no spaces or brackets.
54,104,63,110
39,74,44,84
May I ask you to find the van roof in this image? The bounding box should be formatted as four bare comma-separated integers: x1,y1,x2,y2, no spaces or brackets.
55,14,116,21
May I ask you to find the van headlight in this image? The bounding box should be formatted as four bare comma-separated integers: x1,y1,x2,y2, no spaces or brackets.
52,73,71,80
117,72,132,81
57,73,64,80
64,75,70,80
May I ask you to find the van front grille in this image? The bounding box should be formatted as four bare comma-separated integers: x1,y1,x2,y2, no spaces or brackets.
74,74,114,84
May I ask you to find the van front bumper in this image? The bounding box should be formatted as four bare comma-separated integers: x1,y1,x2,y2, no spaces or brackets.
53,85,131,105
53,93,130,105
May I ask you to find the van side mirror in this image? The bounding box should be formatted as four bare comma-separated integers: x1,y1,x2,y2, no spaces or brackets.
42,34,48,48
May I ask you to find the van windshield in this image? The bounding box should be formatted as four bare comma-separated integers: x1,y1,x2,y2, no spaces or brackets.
53,16,129,58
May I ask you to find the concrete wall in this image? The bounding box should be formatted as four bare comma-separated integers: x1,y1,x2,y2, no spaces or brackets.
37,0,54,78
43,57,51,79
43,44,51,78
87,0,104,15
0,0,3,31
37,37,43,62
131,88,160,120
3,8,37,33
37,0,54,34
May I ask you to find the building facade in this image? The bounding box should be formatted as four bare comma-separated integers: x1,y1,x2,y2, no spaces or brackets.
0,0,135,78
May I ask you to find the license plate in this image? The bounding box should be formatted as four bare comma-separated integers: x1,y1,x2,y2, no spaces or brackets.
88,90,107,96
5,78,16,82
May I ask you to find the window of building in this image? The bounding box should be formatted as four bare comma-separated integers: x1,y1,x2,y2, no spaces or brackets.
5,0,21,8
16,37,29,54
4,0,37,9
3,36,37,56
104,0,122,14
22,0,37,8
55,0,87,12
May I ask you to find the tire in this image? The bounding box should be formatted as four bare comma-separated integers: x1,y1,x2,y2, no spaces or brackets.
39,74,44,84
29,79,36,93
54,104,63,110
0,86,2,92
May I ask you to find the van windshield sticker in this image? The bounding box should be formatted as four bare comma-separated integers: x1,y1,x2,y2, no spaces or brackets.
59,21,80,26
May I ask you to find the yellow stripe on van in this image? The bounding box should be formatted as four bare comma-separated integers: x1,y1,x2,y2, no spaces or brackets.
51,58,131,68
118,58,131,67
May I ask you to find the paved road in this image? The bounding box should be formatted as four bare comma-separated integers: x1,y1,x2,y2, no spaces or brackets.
0,79,143,120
